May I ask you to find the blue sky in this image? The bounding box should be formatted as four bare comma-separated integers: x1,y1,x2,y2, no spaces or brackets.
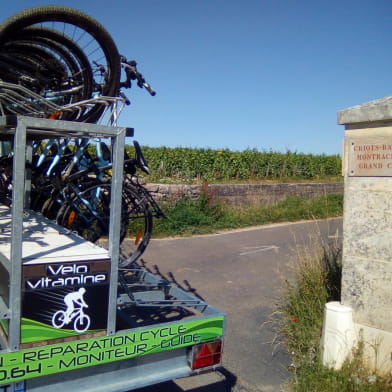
2,1,391,155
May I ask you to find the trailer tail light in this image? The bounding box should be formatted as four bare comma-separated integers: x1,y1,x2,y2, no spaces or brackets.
190,339,223,370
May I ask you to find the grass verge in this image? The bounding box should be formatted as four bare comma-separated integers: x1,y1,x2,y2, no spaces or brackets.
276,242,392,391
153,191,343,237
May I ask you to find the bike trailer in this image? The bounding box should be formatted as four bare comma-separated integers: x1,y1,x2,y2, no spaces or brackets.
0,206,226,392
0,116,226,392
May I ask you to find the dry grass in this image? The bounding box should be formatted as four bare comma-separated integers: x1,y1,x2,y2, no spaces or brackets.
274,239,392,391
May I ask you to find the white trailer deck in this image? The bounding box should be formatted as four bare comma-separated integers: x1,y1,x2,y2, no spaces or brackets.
0,205,109,264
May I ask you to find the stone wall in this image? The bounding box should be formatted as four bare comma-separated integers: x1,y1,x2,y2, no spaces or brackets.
145,182,344,207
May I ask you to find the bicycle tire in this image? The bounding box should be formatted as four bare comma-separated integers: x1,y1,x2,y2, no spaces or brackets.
0,172,11,206
3,45,86,119
41,197,61,220
5,27,94,119
0,157,12,207
56,195,106,243
2,42,68,91
56,181,153,263
121,184,153,264
0,5,120,123
56,183,127,243
0,43,79,117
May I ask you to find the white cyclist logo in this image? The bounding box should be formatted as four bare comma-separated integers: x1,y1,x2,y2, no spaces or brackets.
52,287,91,333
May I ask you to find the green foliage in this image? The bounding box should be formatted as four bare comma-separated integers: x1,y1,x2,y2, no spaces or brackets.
280,245,342,365
153,193,343,237
153,183,225,235
291,354,392,392
125,145,342,183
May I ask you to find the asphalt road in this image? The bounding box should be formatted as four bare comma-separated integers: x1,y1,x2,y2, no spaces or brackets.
122,218,343,392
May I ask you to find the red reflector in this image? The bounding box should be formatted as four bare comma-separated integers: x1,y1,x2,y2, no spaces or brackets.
191,340,223,370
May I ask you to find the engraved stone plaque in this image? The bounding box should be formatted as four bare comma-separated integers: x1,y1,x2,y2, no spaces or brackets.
347,137,392,176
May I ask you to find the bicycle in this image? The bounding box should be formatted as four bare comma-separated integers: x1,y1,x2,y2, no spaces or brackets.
0,6,156,124
0,134,163,263
52,303,90,333
28,138,163,263
0,5,120,123
55,141,164,263
0,26,94,121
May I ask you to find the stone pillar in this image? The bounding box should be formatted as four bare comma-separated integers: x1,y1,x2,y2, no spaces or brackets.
337,96,392,372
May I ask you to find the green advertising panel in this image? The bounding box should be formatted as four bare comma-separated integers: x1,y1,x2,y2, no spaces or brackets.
0,316,224,384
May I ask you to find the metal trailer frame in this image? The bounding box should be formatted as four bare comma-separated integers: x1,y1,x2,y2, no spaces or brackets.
0,115,226,392
0,115,129,351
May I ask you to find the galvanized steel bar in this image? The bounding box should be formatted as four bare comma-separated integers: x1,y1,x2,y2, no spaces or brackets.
107,127,126,335
8,116,27,350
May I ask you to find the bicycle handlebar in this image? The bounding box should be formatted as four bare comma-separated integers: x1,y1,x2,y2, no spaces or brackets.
120,57,156,96
63,140,150,183
142,82,156,96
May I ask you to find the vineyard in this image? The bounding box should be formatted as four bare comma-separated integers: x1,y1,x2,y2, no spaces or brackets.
125,145,342,183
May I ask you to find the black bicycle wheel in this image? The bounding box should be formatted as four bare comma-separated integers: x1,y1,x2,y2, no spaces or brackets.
0,172,11,206
56,183,128,243
0,43,77,117
121,184,153,264
4,27,94,120
0,155,12,206
56,181,153,263
1,42,68,92
57,183,110,242
0,5,121,123
41,197,61,220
